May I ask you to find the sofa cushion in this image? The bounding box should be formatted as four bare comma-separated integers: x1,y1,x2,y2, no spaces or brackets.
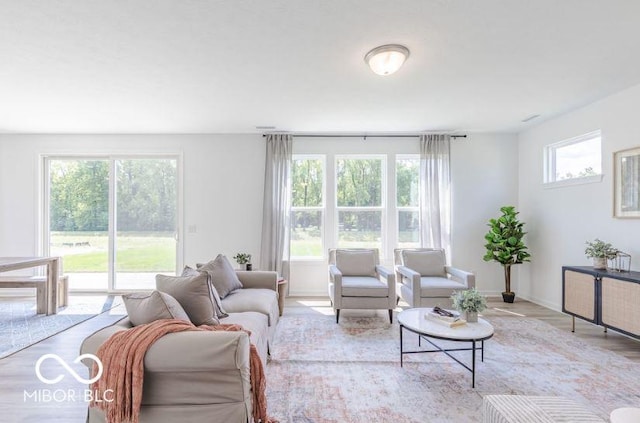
156,273,220,326
402,250,446,277
341,276,389,297
182,265,229,318
221,288,279,327
222,311,269,366
198,254,244,299
122,291,191,326
335,249,377,276
419,276,467,297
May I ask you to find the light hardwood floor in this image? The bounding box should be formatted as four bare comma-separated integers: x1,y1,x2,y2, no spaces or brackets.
0,296,638,422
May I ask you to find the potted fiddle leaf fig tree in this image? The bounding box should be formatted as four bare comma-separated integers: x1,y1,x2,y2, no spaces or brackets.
483,206,531,303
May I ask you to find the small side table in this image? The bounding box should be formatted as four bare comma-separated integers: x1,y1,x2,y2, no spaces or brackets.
277,278,288,316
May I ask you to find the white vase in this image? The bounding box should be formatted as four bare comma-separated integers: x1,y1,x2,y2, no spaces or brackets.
465,311,478,323
593,257,607,270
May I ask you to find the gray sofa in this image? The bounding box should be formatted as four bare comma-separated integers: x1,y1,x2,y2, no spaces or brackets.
80,270,279,423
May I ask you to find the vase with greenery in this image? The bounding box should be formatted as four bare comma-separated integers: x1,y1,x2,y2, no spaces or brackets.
451,288,487,323
584,239,617,270
483,205,531,303
233,253,252,270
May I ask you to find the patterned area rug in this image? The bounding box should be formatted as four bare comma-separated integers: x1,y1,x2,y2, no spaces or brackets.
0,295,124,358
267,306,640,422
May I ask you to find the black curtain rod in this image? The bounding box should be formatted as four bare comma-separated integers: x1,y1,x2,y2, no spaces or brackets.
261,134,467,139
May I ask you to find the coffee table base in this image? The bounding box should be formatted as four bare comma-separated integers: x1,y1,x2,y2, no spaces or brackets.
400,324,486,388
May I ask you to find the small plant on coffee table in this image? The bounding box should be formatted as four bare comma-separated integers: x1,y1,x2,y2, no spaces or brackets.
451,288,487,323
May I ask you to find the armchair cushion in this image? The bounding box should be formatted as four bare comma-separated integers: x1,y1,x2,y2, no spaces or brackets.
335,249,377,276
419,276,468,297
341,276,390,297
198,254,243,299
122,291,191,326
156,273,220,326
402,250,446,277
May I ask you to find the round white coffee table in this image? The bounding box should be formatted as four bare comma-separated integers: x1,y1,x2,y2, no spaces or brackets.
610,408,640,423
398,307,494,388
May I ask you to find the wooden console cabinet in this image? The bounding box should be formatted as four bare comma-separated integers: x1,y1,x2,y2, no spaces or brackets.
562,266,640,339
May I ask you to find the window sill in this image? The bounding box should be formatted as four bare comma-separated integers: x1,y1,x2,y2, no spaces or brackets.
289,258,326,263
543,174,603,189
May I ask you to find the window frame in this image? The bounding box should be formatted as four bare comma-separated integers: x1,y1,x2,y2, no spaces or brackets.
544,130,603,188
290,154,326,260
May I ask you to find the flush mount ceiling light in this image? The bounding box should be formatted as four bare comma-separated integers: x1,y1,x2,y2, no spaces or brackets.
364,44,410,76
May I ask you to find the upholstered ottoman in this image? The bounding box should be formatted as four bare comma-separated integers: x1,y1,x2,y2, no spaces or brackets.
482,395,605,423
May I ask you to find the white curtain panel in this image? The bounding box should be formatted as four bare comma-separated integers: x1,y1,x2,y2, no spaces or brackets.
419,134,452,259
260,133,292,281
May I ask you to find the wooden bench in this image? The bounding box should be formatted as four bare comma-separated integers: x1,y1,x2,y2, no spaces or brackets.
0,275,69,314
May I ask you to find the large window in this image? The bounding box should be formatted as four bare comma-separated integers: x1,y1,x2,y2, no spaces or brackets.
45,156,179,291
336,156,385,250
396,156,420,248
290,153,424,260
544,130,602,186
291,156,324,258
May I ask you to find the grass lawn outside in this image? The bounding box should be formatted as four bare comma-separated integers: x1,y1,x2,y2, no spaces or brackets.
51,231,176,272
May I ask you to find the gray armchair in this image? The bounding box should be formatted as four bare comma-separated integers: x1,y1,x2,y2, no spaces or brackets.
394,248,475,308
328,248,396,324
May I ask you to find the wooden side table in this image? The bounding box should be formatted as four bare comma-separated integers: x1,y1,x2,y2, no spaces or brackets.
277,278,287,316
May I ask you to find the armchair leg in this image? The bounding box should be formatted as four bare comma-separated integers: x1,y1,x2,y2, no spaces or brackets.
388,309,393,324
336,309,340,324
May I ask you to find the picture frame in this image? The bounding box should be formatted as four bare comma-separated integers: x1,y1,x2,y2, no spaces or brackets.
614,146,640,218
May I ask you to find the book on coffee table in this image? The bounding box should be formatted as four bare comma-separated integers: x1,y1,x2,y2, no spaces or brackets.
425,312,467,328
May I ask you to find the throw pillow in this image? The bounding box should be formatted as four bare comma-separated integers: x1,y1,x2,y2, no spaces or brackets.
181,265,229,318
156,273,221,326
402,249,447,277
335,249,377,276
198,254,243,299
122,291,191,327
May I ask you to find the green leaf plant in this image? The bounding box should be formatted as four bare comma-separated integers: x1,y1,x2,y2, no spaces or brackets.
483,206,531,295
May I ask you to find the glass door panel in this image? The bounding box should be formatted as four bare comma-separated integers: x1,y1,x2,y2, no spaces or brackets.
48,159,109,291
114,158,178,290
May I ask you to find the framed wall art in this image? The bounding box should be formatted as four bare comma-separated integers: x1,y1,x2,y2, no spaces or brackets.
614,146,640,218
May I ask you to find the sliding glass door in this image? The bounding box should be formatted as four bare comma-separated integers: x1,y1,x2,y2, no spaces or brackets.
45,156,179,291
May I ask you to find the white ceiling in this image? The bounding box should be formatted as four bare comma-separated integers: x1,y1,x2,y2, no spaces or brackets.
1,0,640,134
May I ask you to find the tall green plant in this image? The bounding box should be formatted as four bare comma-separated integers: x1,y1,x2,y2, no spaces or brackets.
483,206,531,295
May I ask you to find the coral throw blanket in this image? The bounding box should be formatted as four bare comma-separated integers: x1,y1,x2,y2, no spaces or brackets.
90,319,276,423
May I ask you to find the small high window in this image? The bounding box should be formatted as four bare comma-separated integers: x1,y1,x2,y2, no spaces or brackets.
544,130,602,186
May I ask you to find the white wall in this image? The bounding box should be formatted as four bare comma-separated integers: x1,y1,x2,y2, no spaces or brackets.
0,132,518,297
518,83,640,310
289,134,518,296
0,134,266,271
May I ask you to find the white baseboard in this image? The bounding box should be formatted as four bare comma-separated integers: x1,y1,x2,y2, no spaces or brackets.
516,293,562,313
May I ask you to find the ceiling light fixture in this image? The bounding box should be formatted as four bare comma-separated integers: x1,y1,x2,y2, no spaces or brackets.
364,44,410,76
